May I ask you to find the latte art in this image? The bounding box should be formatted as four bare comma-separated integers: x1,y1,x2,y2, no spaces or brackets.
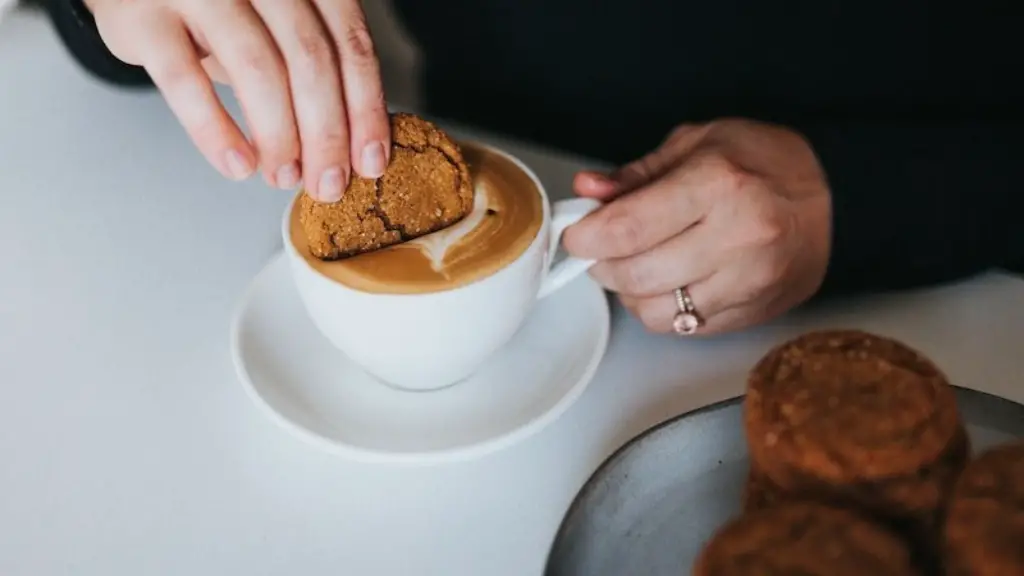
290,142,544,294
411,180,497,272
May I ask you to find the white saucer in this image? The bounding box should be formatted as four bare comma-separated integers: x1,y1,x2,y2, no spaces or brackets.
230,252,610,465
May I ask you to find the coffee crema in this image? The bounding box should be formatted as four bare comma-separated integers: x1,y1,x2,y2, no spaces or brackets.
290,143,544,294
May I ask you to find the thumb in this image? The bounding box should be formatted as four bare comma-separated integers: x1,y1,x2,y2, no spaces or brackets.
573,123,708,200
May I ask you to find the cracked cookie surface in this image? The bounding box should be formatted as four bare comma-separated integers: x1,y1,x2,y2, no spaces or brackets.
298,113,474,260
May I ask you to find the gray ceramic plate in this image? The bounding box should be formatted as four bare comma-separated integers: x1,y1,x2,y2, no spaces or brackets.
545,387,1024,576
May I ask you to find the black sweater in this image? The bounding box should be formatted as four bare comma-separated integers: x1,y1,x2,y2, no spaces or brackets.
45,0,1022,298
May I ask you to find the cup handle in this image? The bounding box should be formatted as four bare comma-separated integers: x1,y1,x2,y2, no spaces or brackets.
537,197,603,299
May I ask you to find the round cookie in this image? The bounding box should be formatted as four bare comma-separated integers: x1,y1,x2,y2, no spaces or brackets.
943,441,1024,576
694,502,919,576
742,329,969,568
744,329,962,484
298,112,474,260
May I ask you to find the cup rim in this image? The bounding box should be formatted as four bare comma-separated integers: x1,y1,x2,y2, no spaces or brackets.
281,139,552,298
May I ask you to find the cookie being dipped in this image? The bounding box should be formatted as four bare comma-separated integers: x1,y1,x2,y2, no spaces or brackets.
694,502,920,576
943,441,1024,576
743,329,969,557
298,113,474,260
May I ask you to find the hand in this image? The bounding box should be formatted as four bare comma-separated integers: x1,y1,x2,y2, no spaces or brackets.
87,0,389,201
563,119,832,335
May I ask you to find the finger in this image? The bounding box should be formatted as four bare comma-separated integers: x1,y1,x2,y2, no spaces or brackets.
573,124,709,201
621,295,769,336
572,152,675,203
200,55,229,84
618,262,782,335
252,0,350,195
137,16,256,180
573,171,619,200
563,160,722,261
313,0,391,179
618,271,728,335
618,286,707,336
695,304,775,335
588,224,719,297
194,2,301,190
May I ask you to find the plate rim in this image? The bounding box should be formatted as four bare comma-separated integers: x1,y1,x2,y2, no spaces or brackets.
229,250,611,466
543,386,1024,572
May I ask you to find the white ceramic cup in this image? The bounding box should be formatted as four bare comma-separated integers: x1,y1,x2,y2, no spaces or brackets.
283,142,601,391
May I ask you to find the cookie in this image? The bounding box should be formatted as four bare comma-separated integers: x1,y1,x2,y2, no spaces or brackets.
298,112,474,260
694,502,919,575
742,465,783,512
745,329,962,483
743,329,969,564
943,441,1024,576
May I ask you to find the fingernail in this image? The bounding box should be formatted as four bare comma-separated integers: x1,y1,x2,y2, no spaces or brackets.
224,149,254,180
275,162,300,189
318,167,345,202
361,142,387,178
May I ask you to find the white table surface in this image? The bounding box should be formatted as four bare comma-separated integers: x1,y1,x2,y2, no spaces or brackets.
2,9,1023,576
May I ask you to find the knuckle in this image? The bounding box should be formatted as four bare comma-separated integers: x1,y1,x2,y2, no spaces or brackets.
615,261,651,296
706,153,752,191
602,206,645,254
664,123,697,145
305,131,350,163
369,91,389,115
94,9,152,66
743,203,790,247
293,33,335,76
188,116,227,147
151,59,193,89
563,223,597,258
235,44,276,76
353,87,388,119
257,135,299,164
343,24,377,61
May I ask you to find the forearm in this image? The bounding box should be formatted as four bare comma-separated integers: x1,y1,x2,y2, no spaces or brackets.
798,120,1020,298
45,0,152,86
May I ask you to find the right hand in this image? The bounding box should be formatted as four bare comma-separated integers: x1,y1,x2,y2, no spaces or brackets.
86,0,390,201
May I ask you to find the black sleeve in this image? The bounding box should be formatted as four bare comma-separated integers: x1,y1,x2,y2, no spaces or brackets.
797,120,1021,299
44,0,153,87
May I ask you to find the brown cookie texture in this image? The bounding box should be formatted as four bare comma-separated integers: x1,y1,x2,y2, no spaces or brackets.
742,465,784,512
742,330,969,571
298,113,474,260
693,502,920,576
747,425,969,514
943,441,1024,576
744,329,962,484
744,427,969,572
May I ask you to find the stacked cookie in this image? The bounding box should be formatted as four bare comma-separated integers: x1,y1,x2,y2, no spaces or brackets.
693,502,919,575
696,329,1024,575
943,441,1024,575
744,330,969,561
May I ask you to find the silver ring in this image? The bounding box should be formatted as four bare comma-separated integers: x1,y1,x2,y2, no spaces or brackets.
672,287,704,335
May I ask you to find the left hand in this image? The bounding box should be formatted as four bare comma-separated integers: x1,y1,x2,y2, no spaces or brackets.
563,119,832,335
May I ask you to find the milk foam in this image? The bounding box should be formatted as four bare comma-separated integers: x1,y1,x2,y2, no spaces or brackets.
410,182,493,272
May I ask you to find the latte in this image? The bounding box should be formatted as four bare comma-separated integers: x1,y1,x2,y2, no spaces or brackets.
289,142,544,294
